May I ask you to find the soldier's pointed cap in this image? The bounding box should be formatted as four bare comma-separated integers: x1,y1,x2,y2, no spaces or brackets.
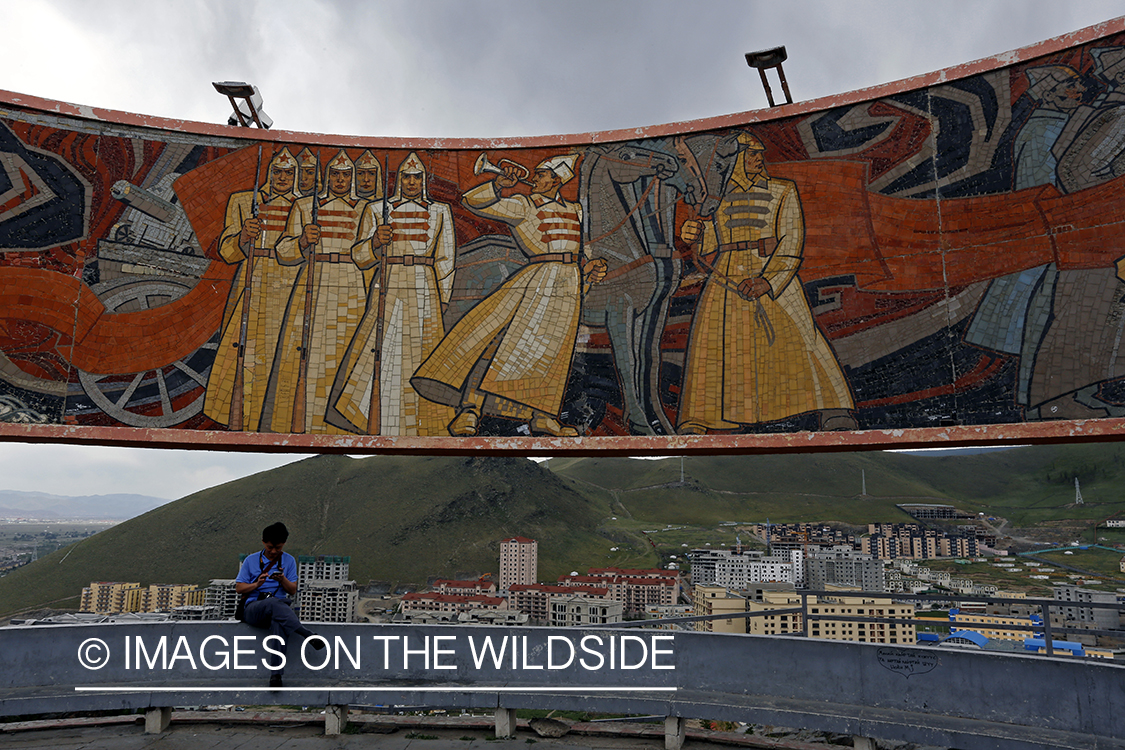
297,147,317,167
737,131,766,151
1026,65,1081,100
355,149,381,170
270,147,297,170
399,152,426,174
536,154,578,184
1092,46,1125,81
328,149,354,171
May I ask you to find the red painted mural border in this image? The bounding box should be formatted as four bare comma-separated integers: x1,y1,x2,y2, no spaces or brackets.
0,420,1123,457
0,16,1122,150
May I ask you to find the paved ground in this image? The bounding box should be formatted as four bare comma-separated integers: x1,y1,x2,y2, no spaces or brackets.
0,713,845,750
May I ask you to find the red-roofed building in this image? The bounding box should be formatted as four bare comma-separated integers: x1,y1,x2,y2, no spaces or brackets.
499,537,537,594
433,579,498,596
559,568,681,612
509,583,609,624
400,592,507,615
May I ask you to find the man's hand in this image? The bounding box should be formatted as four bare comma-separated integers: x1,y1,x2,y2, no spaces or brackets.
496,165,520,189
372,224,394,248
737,277,771,300
680,219,703,244
583,258,609,285
239,217,262,250
298,224,321,251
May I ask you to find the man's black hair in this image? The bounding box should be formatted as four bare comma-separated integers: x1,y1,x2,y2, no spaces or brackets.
262,522,289,544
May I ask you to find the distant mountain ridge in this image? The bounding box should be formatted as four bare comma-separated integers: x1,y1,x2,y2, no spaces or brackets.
0,490,170,519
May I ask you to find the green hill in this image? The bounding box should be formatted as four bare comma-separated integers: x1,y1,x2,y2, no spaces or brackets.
0,455,646,618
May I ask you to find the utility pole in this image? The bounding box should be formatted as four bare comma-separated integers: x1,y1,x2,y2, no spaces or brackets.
1075,477,1083,505
862,469,867,496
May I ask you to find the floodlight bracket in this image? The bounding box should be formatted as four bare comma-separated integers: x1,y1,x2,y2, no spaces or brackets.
745,46,793,107
212,81,273,129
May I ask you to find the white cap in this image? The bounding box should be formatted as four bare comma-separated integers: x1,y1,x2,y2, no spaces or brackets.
536,154,578,185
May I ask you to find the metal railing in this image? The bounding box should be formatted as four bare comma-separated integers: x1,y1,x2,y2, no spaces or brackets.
597,589,1123,658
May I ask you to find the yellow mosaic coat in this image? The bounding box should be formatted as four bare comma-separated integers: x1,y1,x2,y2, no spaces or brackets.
203,187,297,430
331,198,456,435
412,182,582,418
270,194,366,434
678,170,853,429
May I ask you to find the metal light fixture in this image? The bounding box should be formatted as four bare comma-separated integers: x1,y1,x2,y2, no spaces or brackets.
212,81,273,129
745,46,792,107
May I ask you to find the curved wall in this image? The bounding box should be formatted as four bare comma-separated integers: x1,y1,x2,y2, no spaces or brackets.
1,18,1125,454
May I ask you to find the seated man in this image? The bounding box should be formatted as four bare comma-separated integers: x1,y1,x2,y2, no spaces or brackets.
235,522,322,687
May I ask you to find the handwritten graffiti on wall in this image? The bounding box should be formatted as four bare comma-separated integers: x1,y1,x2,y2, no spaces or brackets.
1,36,1124,440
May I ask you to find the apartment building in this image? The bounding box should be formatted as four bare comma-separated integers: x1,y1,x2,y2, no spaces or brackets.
558,567,679,611
80,582,140,613
498,537,537,593
862,523,979,560
692,585,748,634
434,578,498,596
204,579,239,620
299,579,358,623
298,555,351,581
806,547,885,591
689,549,804,588
509,583,608,624
400,592,506,615
807,595,915,644
1053,584,1120,630
549,594,623,627
949,609,1043,641
746,590,804,636
79,582,203,614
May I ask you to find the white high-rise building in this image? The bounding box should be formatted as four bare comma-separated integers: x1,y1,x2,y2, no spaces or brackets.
499,536,538,593
690,548,805,588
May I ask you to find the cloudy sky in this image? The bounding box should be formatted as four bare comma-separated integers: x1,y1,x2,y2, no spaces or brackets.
0,1,1120,499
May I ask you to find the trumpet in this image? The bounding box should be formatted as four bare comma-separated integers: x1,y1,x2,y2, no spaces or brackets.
473,152,534,186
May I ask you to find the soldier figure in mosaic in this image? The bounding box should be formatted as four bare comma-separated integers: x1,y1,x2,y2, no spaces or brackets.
271,150,368,434
329,152,456,435
354,149,384,202
204,147,300,431
412,154,607,437
296,148,318,196
676,131,854,434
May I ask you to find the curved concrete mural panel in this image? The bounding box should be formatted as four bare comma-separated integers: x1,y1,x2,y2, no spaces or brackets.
1,19,1125,452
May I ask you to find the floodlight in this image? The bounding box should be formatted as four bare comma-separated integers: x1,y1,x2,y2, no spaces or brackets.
744,46,792,107
212,81,273,129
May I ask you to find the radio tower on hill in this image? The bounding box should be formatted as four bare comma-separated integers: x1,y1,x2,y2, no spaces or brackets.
1075,477,1084,506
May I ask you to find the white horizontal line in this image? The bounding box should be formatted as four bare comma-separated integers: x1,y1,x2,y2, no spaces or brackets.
75,686,677,693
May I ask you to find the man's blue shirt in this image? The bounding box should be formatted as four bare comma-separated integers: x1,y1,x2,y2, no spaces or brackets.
236,550,297,599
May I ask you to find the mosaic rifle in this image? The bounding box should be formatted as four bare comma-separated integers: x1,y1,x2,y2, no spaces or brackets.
228,144,264,432
366,154,390,434
292,151,319,433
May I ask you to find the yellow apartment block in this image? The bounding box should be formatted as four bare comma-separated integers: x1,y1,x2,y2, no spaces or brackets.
692,585,748,633
694,587,916,644
949,610,1042,642
80,582,140,614
808,595,915,644
80,581,204,614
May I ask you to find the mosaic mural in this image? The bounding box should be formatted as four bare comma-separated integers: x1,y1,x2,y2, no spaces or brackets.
2,29,1125,443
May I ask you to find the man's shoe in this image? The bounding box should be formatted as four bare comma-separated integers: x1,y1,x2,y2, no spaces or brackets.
529,413,578,437
269,674,284,689
678,422,707,435
448,410,479,436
